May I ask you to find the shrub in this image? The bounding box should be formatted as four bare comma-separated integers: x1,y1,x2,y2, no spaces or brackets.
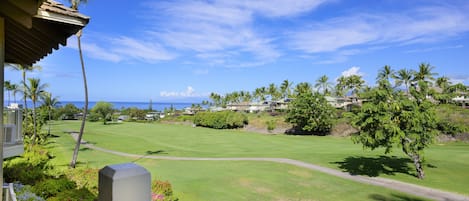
64,168,99,195
194,111,247,129
152,180,177,201
32,177,76,198
48,188,96,201
4,146,51,185
266,120,276,132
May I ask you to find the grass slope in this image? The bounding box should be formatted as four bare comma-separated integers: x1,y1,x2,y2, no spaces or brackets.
48,120,468,200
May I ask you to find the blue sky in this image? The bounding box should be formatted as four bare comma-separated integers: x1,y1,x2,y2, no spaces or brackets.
5,0,469,102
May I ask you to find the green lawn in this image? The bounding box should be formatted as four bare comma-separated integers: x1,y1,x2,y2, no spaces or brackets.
48,120,469,200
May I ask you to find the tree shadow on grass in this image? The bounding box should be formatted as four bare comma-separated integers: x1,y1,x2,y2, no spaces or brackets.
333,156,415,177
369,193,426,201
146,150,168,155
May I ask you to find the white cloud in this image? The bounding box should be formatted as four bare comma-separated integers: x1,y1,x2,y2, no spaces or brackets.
160,86,208,97
144,0,325,67
290,3,469,55
449,74,469,84
341,66,364,77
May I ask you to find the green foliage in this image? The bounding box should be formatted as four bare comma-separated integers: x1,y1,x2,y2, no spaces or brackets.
435,104,469,135
285,92,336,135
152,180,177,201
349,77,439,179
266,120,276,132
57,103,81,120
32,177,77,198
5,146,97,200
4,146,52,185
90,101,114,124
48,188,96,201
121,107,146,120
64,168,99,195
193,111,248,129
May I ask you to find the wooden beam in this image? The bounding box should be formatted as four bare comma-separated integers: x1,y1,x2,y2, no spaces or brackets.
1,16,6,200
9,0,40,16
0,0,33,28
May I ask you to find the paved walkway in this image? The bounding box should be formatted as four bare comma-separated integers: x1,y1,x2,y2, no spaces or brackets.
70,133,469,201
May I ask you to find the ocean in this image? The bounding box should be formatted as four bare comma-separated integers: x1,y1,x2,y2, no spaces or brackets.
7,101,197,111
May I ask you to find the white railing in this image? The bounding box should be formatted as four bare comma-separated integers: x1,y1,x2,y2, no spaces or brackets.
2,183,17,201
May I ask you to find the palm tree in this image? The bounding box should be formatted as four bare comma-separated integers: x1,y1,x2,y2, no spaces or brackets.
254,87,267,102
6,64,42,110
268,83,279,101
335,76,347,97
4,81,14,106
395,69,414,94
436,76,451,92
69,0,89,168
377,65,395,82
209,92,222,106
280,79,293,99
42,92,60,136
315,75,333,96
23,78,48,145
414,63,438,84
346,75,365,97
294,82,312,96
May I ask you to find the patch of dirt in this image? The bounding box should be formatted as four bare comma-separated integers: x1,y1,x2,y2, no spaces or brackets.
331,122,357,137
437,133,469,143
243,124,289,134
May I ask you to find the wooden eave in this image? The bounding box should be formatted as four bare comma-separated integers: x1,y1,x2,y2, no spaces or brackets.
0,0,90,66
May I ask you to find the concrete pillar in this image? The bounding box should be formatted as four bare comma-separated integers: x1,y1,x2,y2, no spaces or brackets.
98,163,151,201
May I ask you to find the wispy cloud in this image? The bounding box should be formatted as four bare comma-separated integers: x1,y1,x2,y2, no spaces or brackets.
449,74,469,84
160,86,209,97
290,3,469,61
67,35,175,63
143,0,328,67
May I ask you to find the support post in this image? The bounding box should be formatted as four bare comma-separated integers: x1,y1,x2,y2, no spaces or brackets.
0,16,5,200
98,163,151,201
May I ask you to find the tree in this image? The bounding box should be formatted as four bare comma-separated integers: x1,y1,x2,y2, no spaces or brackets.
267,83,280,101
335,76,347,97
209,92,222,107
395,69,414,94
91,102,114,125
23,78,48,145
280,79,294,99
349,77,438,179
4,81,14,106
254,87,267,102
285,91,336,134
42,92,60,135
69,0,89,168
413,63,437,84
6,64,42,110
294,82,312,96
377,65,395,82
346,75,365,97
315,75,333,96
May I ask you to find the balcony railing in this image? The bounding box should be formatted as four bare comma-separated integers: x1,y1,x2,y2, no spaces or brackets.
3,105,23,159
2,183,17,201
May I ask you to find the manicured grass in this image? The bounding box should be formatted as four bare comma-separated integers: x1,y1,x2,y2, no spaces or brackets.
48,120,468,199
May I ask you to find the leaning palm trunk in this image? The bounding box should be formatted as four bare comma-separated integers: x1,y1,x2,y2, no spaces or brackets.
70,29,88,168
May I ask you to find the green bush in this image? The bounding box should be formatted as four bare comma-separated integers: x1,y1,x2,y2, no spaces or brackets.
64,168,99,195
437,120,467,136
32,177,76,198
152,180,177,201
194,111,247,129
266,120,276,132
4,146,51,185
48,188,96,201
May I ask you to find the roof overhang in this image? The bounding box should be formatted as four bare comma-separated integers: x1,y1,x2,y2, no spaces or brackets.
0,0,90,65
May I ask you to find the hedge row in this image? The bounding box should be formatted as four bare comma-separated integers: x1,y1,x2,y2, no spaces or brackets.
193,111,248,129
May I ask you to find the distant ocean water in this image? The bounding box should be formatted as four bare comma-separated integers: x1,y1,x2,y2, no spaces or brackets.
7,101,196,111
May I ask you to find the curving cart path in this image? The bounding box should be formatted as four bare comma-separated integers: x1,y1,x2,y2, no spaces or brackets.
71,133,469,201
